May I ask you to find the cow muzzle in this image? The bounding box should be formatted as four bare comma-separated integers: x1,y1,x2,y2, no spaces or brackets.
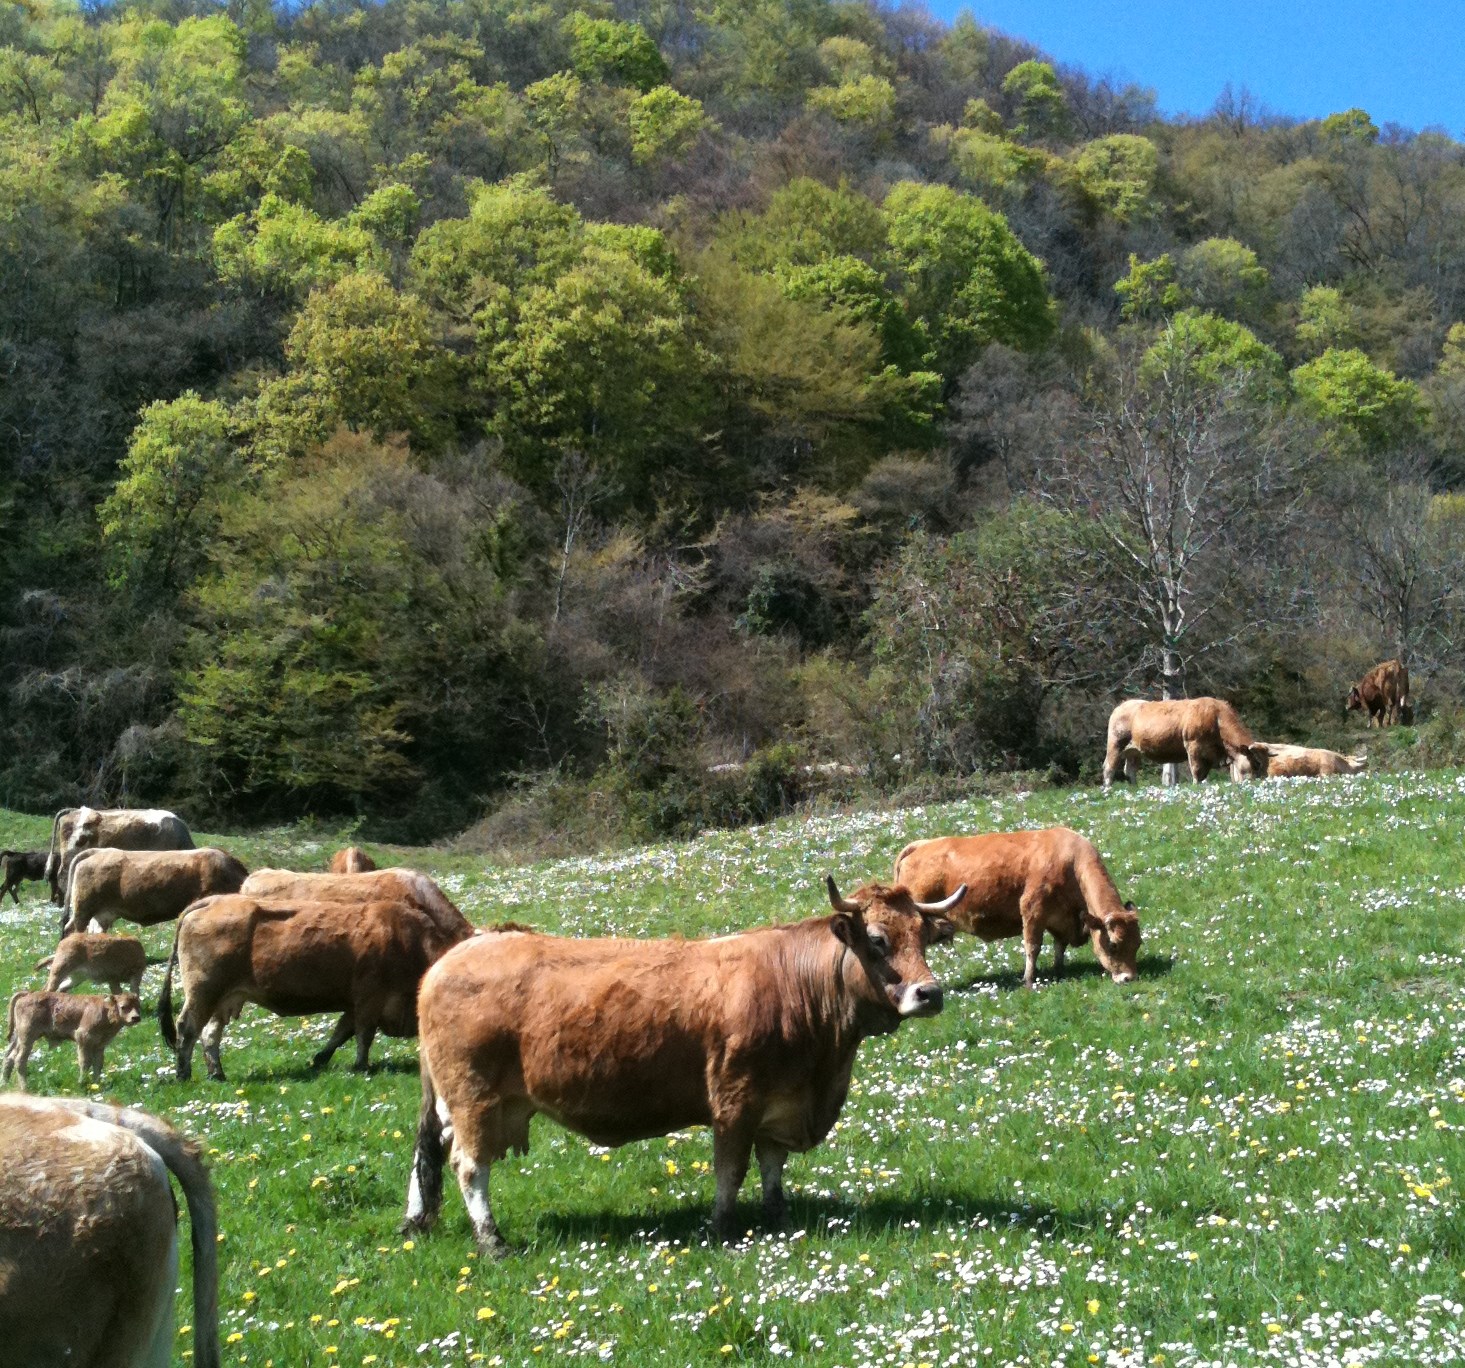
1109,968,1137,984
896,980,944,1017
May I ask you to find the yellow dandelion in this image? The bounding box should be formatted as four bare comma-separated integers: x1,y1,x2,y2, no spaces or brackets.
476,1307,497,1321
1087,1299,1100,1315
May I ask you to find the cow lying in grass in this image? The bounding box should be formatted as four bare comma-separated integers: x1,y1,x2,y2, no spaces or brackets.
893,827,1141,987
1103,697,1269,786
1259,743,1367,777
2,990,143,1089
0,1095,219,1368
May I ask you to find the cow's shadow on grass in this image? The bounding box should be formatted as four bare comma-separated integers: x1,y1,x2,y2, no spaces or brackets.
518,1188,1092,1252
234,1055,422,1083
944,952,1175,994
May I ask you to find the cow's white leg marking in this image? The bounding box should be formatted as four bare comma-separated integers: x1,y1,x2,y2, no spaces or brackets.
406,1165,427,1225
201,1014,227,1080
453,1151,506,1256
756,1141,789,1225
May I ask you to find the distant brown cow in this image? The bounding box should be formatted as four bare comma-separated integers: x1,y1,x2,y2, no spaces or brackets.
1259,743,1367,778
45,806,194,903
329,846,377,873
241,867,466,938
3,990,143,1089
1103,697,1269,786
159,893,475,1080
0,849,46,905
893,827,1141,988
62,846,249,938
403,877,965,1252
38,932,148,995
1347,659,1413,727
0,1095,220,1368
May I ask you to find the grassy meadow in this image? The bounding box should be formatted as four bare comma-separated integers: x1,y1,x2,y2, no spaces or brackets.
3,772,1465,1366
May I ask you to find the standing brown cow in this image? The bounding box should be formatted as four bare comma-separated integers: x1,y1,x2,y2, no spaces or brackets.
1346,659,1413,726
44,806,194,903
62,846,248,938
1103,697,1269,786
0,1096,220,1368
38,933,148,995
893,828,1141,987
159,893,474,1080
402,877,965,1252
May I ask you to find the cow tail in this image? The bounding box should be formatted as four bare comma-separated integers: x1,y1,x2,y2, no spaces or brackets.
891,841,922,885
5,991,20,1046
405,1050,446,1233
158,915,187,1052
44,807,69,899
80,1102,220,1368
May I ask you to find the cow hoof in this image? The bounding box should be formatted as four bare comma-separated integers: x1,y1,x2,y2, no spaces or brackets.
762,1197,787,1228
477,1233,512,1260
309,1055,332,1074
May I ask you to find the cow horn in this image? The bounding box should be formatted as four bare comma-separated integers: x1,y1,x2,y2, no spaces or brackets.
914,884,967,914
825,875,862,915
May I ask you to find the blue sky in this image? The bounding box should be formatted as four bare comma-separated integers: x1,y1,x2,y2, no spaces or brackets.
925,1,1465,136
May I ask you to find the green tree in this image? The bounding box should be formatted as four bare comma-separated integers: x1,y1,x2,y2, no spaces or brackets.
1114,253,1182,321
1069,134,1159,221
718,177,887,272
100,392,240,598
882,181,1055,375
1001,59,1068,142
562,14,668,92
1294,285,1360,357
1292,348,1426,454
628,86,709,165
1142,309,1285,393
1176,238,1271,321
214,193,381,299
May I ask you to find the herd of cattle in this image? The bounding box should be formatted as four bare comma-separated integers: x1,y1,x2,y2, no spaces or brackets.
0,662,1413,1366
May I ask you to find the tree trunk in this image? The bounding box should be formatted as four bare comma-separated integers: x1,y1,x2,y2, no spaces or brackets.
1161,638,1185,787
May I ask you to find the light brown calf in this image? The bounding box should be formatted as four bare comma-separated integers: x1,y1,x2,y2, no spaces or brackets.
38,932,148,994
893,827,1141,988
1259,743,1367,777
329,846,377,873
0,1095,220,1368
2,990,143,1089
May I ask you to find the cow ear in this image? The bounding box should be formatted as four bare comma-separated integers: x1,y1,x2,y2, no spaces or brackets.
831,913,859,947
1081,908,1103,932
924,914,956,946
1124,901,1137,913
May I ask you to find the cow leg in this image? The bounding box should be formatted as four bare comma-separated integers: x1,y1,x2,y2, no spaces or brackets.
451,1149,508,1257
0,1037,22,1088
201,1015,228,1081
1052,940,1066,976
1021,917,1044,989
351,1019,378,1073
1186,745,1209,783
756,1141,789,1226
311,1014,355,1072
1101,740,1125,788
711,1126,755,1239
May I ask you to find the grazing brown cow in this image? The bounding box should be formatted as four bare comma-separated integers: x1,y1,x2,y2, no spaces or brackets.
241,867,464,938
3,990,143,1089
62,846,249,938
1258,743,1367,778
1103,697,1269,786
1346,659,1413,727
38,932,148,995
159,893,475,1080
45,806,194,903
329,846,377,873
0,1095,220,1368
402,877,966,1253
0,849,46,905
893,827,1141,988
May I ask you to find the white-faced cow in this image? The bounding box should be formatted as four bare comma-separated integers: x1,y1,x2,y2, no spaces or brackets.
61,846,248,938
402,877,965,1254
893,827,1141,988
1103,697,1270,787
45,806,194,904
159,891,475,1080
0,1095,219,1368
3,990,143,1089
39,932,148,995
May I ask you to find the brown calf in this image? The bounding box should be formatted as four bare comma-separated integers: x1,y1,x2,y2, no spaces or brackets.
894,827,1141,988
0,1095,220,1368
1258,743,1367,777
1346,659,1413,727
0,849,46,905
2,990,143,1089
38,932,148,995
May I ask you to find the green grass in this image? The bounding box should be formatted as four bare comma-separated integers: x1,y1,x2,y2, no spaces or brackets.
3,773,1465,1366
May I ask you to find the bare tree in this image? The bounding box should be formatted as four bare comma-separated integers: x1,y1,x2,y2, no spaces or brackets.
1038,338,1308,776
551,450,617,623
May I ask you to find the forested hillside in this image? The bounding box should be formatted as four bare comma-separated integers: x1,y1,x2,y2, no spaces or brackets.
3,0,1463,840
